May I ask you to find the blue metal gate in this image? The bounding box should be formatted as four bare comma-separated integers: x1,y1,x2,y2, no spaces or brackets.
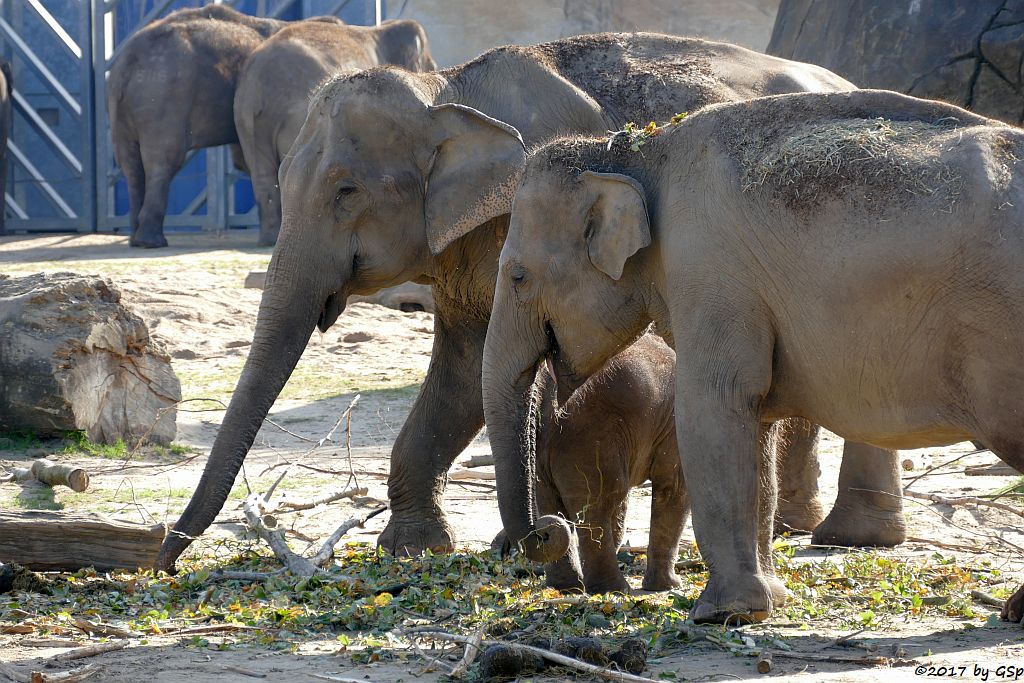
1,0,382,234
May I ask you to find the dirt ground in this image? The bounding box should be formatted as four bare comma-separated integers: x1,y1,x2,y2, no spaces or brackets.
1,232,1023,682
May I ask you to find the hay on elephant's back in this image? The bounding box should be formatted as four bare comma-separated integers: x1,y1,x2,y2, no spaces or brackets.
741,118,964,214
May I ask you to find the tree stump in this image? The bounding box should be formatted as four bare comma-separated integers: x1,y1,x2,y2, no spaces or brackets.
0,272,181,445
0,511,165,571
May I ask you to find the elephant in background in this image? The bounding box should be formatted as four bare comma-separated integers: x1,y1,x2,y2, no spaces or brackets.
155,32,868,572
1,58,11,235
235,18,434,246
477,88,1024,623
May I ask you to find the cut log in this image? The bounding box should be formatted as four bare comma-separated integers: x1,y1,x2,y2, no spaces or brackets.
0,511,165,571
0,460,90,491
245,272,434,313
0,272,181,445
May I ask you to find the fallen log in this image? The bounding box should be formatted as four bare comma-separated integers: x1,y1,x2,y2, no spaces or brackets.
0,511,165,571
0,272,181,445
0,460,90,492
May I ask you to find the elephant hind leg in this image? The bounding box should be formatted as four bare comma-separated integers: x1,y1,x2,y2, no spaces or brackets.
811,441,906,548
774,419,826,535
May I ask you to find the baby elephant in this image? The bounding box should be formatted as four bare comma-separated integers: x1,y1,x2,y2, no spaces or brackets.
534,333,685,594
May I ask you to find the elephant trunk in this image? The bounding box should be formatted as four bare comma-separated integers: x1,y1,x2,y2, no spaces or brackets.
156,237,338,571
482,288,573,564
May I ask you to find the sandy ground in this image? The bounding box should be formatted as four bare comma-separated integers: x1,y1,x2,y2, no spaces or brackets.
1,232,1023,682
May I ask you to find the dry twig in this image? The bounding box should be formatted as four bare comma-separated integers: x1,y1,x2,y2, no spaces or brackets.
448,627,484,679
53,640,127,660
901,490,1024,520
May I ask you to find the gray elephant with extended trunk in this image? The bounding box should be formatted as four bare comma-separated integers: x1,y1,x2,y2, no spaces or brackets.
154,32,876,572
235,18,435,246
479,88,1024,623
1,58,11,235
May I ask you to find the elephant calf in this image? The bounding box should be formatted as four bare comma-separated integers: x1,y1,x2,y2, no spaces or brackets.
481,88,1024,624
532,333,685,594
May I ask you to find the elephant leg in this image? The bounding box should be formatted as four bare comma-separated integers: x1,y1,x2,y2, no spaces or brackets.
774,419,827,535
538,483,585,592
251,164,283,247
132,137,186,248
378,304,487,556
758,424,788,607
677,310,775,624
575,499,630,595
812,442,906,548
643,465,686,591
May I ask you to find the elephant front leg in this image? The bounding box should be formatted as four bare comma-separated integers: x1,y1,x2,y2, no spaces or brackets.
378,311,488,556
812,441,906,547
774,419,827,535
676,311,776,624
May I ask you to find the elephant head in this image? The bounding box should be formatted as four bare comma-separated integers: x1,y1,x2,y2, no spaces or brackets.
480,147,659,565
156,69,529,570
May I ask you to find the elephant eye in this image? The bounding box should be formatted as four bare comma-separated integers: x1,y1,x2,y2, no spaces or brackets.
507,263,528,287
335,183,359,206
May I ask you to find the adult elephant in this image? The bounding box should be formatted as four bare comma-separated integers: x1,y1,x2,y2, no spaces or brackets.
108,5,291,249
0,58,11,235
235,18,434,246
156,33,869,571
478,89,1024,622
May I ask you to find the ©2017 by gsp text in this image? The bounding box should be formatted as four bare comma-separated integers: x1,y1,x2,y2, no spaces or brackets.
915,664,1024,681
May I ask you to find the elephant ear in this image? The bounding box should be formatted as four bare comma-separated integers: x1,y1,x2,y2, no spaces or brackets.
424,103,526,255
581,171,651,280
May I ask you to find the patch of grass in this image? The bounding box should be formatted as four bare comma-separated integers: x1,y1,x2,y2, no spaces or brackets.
0,430,42,451
151,442,195,458
12,485,63,511
993,476,1024,497
60,431,129,459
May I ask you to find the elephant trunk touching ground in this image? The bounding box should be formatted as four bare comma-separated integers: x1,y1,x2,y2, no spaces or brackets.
480,283,575,564
156,230,339,570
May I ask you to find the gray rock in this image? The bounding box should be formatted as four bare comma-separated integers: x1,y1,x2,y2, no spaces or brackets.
768,0,1024,124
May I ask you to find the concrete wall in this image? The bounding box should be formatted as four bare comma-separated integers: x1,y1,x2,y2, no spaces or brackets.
391,0,781,68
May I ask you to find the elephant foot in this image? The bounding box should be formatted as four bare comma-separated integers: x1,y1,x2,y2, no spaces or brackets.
584,574,631,595
377,514,455,556
1001,582,1024,623
690,572,774,624
774,497,827,536
811,503,906,548
764,573,790,607
545,559,585,592
130,232,169,248
641,569,682,592
257,230,279,247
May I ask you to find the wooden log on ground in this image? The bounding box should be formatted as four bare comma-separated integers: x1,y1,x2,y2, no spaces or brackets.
0,460,91,492
0,272,181,445
0,511,165,571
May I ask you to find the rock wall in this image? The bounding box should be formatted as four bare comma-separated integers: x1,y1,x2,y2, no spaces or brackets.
394,0,780,67
768,0,1024,124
